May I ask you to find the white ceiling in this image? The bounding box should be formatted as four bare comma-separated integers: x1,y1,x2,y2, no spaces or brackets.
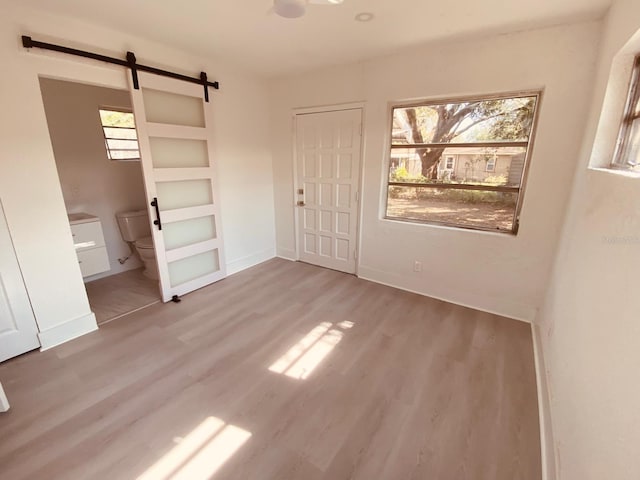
18,0,612,77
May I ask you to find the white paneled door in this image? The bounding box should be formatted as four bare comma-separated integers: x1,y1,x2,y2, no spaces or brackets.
130,73,226,303
296,109,362,274
0,201,40,362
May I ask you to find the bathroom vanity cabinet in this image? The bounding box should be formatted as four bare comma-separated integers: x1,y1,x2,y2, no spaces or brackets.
68,213,110,278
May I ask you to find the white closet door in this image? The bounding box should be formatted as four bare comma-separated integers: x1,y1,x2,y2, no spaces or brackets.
0,200,40,362
130,73,226,303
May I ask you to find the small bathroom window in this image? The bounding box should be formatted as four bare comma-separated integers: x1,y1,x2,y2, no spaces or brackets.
99,108,141,161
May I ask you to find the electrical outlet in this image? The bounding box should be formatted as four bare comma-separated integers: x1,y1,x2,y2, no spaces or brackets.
413,260,422,272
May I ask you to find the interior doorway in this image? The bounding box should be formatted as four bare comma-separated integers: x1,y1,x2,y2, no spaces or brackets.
294,108,363,274
39,77,161,324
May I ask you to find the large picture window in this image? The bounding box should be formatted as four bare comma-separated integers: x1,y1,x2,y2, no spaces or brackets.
612,55,640,171
385,91,540,233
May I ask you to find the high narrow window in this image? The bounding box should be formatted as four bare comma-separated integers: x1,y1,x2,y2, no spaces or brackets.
99,109,140,161
386,91,540,234
612,55,640,171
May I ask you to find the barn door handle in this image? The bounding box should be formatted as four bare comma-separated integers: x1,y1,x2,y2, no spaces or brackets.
151,197,162,230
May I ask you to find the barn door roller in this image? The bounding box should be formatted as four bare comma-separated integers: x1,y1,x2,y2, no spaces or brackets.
21,35,219,101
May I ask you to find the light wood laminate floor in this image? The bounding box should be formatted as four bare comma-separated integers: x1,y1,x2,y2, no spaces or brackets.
0,259,541,480
85,267,160,324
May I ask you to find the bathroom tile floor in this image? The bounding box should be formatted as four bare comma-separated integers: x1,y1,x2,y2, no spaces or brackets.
85,268,160,324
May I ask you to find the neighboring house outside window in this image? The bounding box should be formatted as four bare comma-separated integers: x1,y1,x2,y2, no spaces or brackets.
99,109,141,161
386,91,540,234
612,55,640,172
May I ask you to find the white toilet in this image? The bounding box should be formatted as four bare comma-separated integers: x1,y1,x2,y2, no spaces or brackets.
115,209,158,280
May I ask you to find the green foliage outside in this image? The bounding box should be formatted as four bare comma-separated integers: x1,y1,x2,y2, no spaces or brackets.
395,95,536,178
389,166,514,205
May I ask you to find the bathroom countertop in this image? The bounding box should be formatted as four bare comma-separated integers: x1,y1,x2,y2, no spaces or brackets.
68,212,99,225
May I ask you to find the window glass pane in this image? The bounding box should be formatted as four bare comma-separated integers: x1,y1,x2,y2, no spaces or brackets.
621,119,640,171
386,186,517,231
613,57,640,169
386,92,538,232
108,150,140,160
99,110,135,128
103,127,138,140
392,96,537,145
106,138,139,150
389,146,526,187
100,109,140,161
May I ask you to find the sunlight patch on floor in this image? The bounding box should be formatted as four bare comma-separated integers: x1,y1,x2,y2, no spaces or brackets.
137,417,251,480
269,320,354,380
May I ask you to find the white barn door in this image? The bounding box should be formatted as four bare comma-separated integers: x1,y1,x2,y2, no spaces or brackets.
295,109,362,274
0,200,40,362
130,73,226,303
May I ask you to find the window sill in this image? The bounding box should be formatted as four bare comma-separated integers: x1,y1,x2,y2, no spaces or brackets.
589,167,640,179
382,216,518,237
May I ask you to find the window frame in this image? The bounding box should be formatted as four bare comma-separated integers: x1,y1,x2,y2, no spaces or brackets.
611,55,640,170
384,90,542,235
98,107,141,162
485,156,497,172
444,155,455,170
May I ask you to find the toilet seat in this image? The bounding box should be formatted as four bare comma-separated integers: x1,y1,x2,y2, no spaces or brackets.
135,236,154,249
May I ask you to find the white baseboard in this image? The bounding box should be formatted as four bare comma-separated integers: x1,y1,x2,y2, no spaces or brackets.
357,265,536,323
276,247,297,261
532,323,557,480
226,248,276,276
38,312,98,351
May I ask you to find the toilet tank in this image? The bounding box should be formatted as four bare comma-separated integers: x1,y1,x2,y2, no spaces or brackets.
116,209,151,242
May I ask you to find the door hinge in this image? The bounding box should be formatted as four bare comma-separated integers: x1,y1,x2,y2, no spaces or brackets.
354,250,358,260
355,191,359,202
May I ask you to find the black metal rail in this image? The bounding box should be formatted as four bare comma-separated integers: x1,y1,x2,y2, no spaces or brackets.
21,36,219,101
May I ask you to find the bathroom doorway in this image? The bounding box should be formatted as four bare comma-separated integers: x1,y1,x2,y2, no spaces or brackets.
38,77,161,324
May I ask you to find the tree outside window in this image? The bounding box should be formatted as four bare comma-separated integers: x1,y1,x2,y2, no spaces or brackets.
386,92,540,233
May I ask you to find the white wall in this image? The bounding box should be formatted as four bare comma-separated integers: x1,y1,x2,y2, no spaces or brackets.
0,4,275,349
270,22,601,321
39,78,146,279
537,0,640,478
